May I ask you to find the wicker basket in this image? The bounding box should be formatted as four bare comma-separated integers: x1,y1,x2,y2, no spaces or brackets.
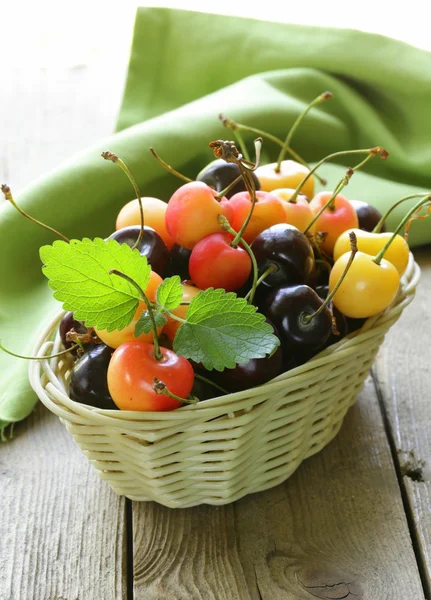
29,255,420,508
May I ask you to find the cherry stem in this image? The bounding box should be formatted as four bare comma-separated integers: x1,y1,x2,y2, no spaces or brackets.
244,264,278,301
218,215,259,305
0,341,78,360
373,196,431,265
194,373,229,395
373,193,431,233
219,115,327,186
109,269,163,360
149,147,193,183
152,378,198,404
303,232,358,323
215,173,243,200
290,147,388,204
404,202,431,241
275,91,333,173
303,152,377,235
101,152,144,250
232,128,250,162
1,184,70,243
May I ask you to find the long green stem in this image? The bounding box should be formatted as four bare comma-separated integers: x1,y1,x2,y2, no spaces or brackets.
215,173,243,199
194,373,229,395
244,264,277,301
303,232,358,322
109,269,163,360
0,341,78,360
373,193,430,233
373,197,431,265
275,91,333,173
290,147,388,204
150,147,193,183
101,152,145,250
152,378,198,404
303,152,377,235
1,184,70,242
233,128,250,162
219,115,327,185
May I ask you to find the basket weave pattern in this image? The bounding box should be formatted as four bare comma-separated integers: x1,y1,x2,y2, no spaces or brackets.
29,256,420,508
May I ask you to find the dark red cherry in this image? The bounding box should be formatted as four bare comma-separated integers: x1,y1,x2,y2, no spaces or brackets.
196,158,260,199
251,224,315,289
349,200,386,233
109,226,169,276
166,244,192,280
190,377,220,401
265,285,332,353
60,312,87,349
69,344,117,410
346,316,367,333
315,285,348,348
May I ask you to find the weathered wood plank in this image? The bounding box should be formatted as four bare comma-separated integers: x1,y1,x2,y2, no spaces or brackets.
0,404,127,600
132,378,425,600
374,247,431,597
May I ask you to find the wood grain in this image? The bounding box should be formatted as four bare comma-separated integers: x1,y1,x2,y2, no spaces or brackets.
0,404,127,600
374,247,431,597
132,378,425,600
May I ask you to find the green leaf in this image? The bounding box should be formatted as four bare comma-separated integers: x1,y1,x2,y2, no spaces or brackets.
173,288,280,371
40,238,151,332
134,310,167,337
156,276,183,310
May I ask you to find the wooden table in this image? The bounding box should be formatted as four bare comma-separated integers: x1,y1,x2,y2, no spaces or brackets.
1,62,430,600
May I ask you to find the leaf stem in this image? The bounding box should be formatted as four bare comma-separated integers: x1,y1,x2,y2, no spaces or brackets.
150,147,193,183
101,152,145,250
152,378,198,404
109,269,163,360
275,91,333,173
1,184,70,243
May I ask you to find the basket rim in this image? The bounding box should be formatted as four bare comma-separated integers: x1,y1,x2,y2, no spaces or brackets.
29,254,421,424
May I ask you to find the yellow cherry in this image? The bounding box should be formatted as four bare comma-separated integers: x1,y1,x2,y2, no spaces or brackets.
255,160,315,199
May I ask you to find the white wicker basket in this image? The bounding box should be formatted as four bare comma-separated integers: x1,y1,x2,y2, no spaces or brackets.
29,255,420,508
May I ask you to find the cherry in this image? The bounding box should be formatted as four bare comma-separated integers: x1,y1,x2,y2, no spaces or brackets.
228,190,287,244
164,283,202,342
349,200,386,233
308,191,359,255
107,341,194,411
315,285,348,348
256,160,315,199
116,196,174,249
265,284,332,354
59,312,88,351
69,344,117,410
251,224,315,289
95,271,163,348
196,158,260,198
271,189,315,232
189,232,251,292
109,226,169,276
333,229,409,276
165,181,232,249
166,244,192,280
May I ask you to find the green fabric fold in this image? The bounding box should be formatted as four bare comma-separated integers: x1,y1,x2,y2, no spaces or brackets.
1,7,431,436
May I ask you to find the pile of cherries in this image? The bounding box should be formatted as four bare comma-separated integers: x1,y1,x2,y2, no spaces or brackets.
5,92,426,412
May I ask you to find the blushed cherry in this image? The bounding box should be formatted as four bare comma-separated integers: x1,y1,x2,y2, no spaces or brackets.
229,190,287,244
309,191,359,254
271,188,315,232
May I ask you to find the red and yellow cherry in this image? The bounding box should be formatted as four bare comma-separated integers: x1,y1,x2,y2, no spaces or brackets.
329,251,400,318
309,192,359,254
270,188,315,232
251,224,315,289
228,190,287,244
189,232,251,292
116,196,174,249
333,229,409,276
164,283,201,342
349,200,386,233
107,341,194,411
165,182,232,250
255,160,315,199
95,271,163,348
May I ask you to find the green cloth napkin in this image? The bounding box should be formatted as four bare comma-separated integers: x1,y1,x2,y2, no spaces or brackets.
1,7,431,438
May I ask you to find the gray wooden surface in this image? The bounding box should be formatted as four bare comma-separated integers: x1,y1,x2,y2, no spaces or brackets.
1,63,430,600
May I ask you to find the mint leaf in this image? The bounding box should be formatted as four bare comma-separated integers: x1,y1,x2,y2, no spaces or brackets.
173,288,280,371
156,276,183,310
134,310,167,337
40,238,151,332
